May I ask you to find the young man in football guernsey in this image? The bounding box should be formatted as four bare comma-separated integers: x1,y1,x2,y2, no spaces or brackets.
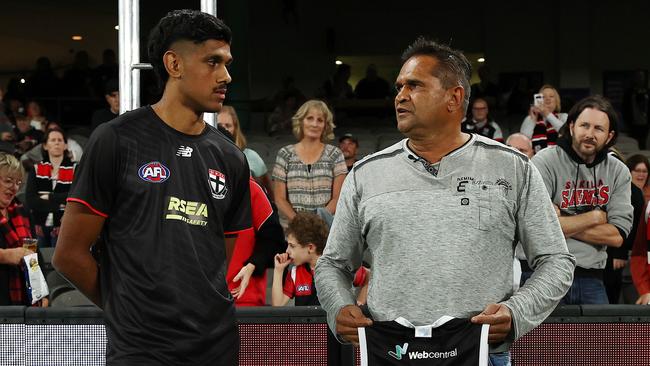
314,37,576,366
52,10,251,365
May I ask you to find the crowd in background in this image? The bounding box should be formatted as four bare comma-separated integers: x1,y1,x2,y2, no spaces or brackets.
1,49,650,311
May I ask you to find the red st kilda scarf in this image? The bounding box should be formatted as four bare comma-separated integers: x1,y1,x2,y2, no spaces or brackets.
0,201,33,305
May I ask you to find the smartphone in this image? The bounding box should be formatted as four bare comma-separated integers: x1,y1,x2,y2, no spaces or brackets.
533,93,544,107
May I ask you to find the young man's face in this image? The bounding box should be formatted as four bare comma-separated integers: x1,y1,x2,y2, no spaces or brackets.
175,39,232,113
394,55,451,136
569,107,614,162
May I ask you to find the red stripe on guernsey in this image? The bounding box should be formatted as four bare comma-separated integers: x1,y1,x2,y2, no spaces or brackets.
66,198,108,218
224,227,253,235
250,179,273,231
57,166,75,183
35,163,52,178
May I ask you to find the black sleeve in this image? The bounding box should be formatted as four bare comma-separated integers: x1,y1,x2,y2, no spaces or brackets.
246,203,287,276
613,184,645,259
66,123,120,217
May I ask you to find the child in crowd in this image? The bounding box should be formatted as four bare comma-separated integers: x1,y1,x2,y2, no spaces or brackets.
272,212,369,306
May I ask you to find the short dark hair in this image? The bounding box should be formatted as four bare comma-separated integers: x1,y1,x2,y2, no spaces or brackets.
626,154,650,186
147,9,232,88
401,37,472,112
561,95,619,148
286,212,329,255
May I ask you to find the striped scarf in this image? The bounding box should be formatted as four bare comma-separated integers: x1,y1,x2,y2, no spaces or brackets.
0,201,33,305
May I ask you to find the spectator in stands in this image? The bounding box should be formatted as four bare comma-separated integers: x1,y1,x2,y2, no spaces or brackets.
316,63,354,103
25,128,75,247
91,79,119,131
26,100,47,131
26,57,59,99
272,212,368,307
338,133,359,171
14,114,44,155
623,70,649,149
354,64,391,99
506,133,534,158
92,49,119,98
216,126,286,307
218,105,273,197
316,38,574,366
62,51,93,98
461,98,504,142
21,122,83,171
520,85,568,153
532,95,633,304
630,195,650,305
627,154,650,202
603,149,645,304
272,100,347,226
470,64,499,112
267,90,300,135
0,152,47,306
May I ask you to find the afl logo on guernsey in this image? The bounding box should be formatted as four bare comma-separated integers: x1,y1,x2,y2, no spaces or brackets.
208,169,228,199
138,162,170,183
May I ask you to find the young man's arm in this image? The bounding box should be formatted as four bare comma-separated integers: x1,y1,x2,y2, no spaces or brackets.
53,202,105,306
271,253,291,306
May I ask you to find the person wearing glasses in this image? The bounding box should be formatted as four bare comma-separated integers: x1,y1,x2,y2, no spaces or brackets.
0,152,47,306
461,98,504,143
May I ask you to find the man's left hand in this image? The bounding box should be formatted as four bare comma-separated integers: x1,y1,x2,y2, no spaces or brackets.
471,303,512,343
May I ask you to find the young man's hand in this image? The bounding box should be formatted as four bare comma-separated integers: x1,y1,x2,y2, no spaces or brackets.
335,305,373,346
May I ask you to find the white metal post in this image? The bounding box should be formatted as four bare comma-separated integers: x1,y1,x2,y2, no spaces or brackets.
201,0,218,127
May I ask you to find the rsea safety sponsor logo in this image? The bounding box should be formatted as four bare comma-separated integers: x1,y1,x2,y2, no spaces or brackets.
165,196,208,226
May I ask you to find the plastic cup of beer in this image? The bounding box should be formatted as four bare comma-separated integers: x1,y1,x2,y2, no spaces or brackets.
21,238,38,253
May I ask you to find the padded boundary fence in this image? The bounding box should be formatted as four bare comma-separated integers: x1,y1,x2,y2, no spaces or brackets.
1,305,650,365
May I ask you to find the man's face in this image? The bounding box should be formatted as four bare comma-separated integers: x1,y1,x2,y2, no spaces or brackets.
285,234,312,266
394,56,449,136
507,136,534,158
339,138,358,159
471,100,489,122
105,91,119,114
175,39,232,113
570,108,614,162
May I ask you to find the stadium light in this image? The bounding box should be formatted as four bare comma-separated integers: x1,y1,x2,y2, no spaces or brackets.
72,35,83,41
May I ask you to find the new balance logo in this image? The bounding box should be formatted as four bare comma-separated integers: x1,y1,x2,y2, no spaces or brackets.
388,343,408,360
176,146,193,157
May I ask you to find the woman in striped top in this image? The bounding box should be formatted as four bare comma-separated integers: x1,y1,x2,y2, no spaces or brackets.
272,100,347,224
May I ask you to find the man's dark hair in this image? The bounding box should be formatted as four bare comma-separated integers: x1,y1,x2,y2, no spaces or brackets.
560,95,619,148
147,9,232,88
286,212,329,255
401,37,472,113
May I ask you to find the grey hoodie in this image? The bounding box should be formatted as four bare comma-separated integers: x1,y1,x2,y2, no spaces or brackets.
531,140,633,269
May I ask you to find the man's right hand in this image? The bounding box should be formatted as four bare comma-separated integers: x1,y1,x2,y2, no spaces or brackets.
336,304,373,346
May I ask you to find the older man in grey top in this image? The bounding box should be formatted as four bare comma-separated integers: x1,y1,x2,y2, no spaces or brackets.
314,38,575,364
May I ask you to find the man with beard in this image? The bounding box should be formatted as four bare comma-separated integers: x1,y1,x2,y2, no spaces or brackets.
532,95,633,304
338,133,359,171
